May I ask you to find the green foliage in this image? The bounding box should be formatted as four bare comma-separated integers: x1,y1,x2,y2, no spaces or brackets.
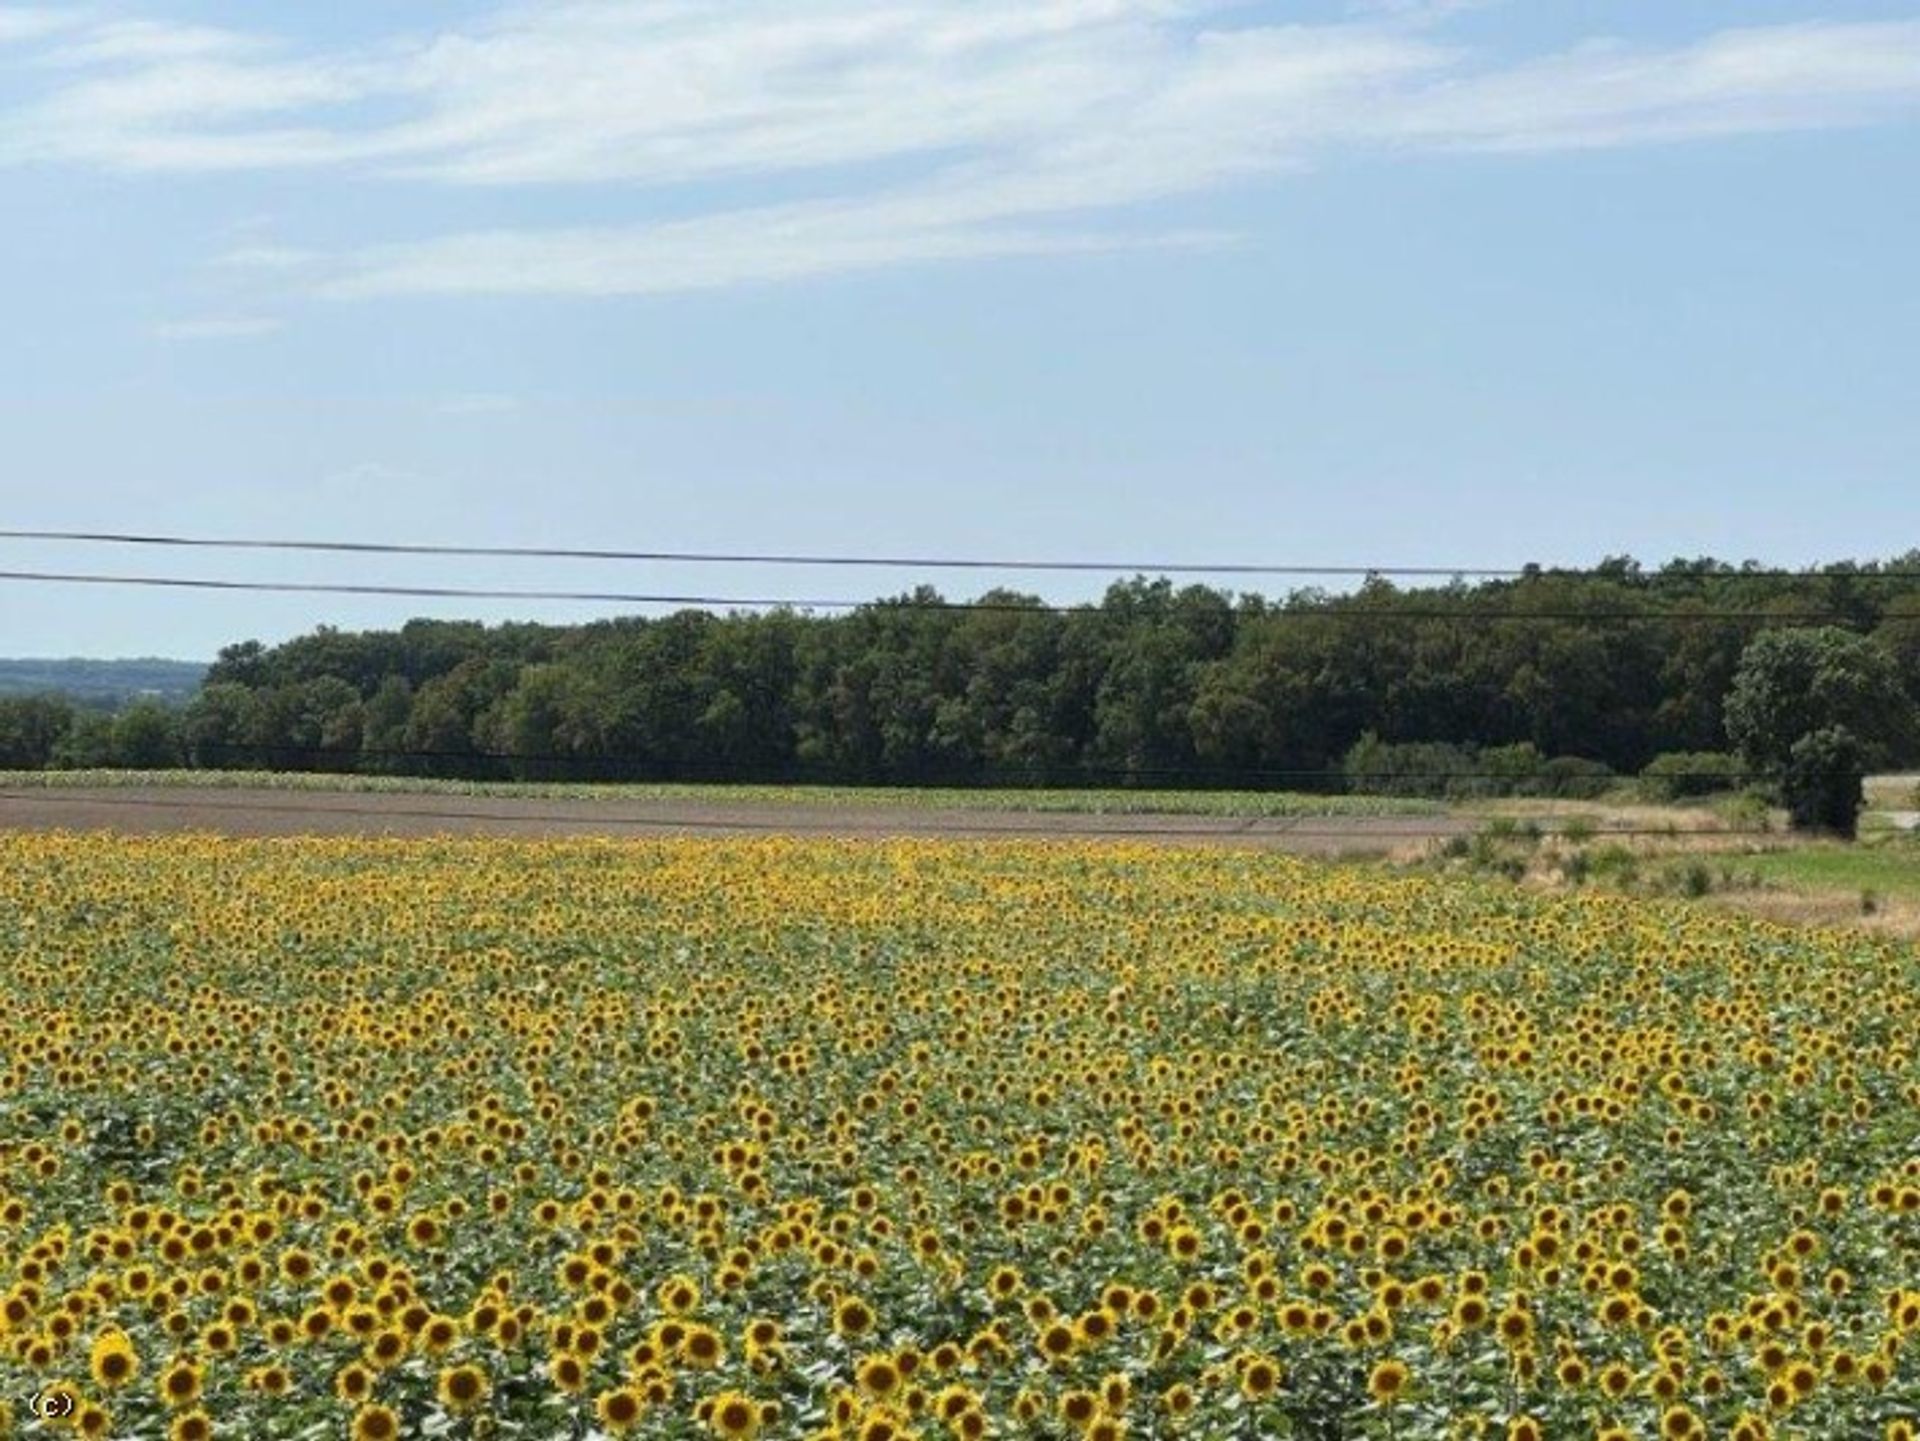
108,700,182,769
1639,750,1746,800
1560,816,1597,844
1587,844,1641,886
1724,627,1913,770
1536,754,1615,799
1782,725,1867,838
17,559,1920,790
0,694,75,768
1722,627,1915,836
1342,733,1480,798
1342,733,1611,799
1737,837,1920,901
50,710,115,769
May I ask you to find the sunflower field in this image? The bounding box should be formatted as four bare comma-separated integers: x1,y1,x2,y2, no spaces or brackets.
0,833,1915,1441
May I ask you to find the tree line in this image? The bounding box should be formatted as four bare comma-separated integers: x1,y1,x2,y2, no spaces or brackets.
5,557,1918,813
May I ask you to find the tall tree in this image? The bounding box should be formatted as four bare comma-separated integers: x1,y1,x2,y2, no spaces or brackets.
1724,627,1915,837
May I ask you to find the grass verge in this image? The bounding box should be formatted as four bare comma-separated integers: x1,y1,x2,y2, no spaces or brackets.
0,768,1446,819
1736,840,1920,903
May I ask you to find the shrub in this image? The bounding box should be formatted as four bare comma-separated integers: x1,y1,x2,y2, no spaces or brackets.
1588,844,1640,885
1722,788,1776,831
1560,816,1597,844
1480,742,1546,795
1481,816,1541,844
1783,726,1865,838
1641,751,1746,801
1343,735,1611,800
1539,755,1615,799
1342,733,1480,799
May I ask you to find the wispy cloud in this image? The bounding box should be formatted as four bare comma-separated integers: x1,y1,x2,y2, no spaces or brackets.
0,6,77,44
326,217,1228,299
216,244,325,274
153,316,281,340
6,5,1919,297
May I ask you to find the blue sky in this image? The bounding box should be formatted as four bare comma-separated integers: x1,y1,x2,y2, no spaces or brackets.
1,0,1917,659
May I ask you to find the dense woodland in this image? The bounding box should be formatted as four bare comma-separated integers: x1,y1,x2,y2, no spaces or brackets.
5,557,1920,789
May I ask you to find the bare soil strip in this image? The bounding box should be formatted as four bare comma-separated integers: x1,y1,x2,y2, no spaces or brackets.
0,785,1472,852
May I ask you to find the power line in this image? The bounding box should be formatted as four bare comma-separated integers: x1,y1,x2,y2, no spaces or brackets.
4,528,1919,582
165,741,1790,784
0,567,1884,622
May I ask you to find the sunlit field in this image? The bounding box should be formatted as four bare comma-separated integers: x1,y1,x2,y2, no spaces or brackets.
0,835,1915,1441
0,771,1443,819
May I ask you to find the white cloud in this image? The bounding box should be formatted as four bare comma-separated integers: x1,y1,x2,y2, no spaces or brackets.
325,213,1227,298
0,7,76,45
153,316,282,340
216,244,325,273
5,6,1919,296
1373,23,1920,153
43,20,274,66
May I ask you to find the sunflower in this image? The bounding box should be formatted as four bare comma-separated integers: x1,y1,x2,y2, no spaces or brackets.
1074,1310,1115,1346
596,1387,646,1435
1038,1321,1077,1362
1058,1389,1099,1428
89,1328,138,1389
352,1405,400,1441
707,1391,761,1439
1367,1359,1410,1402
834,1296,876,1339
158,1358,203,1408
334,1363,375,1405
365,1327,409,1369
679,1324,725,1369
658,1275,701,1315
437,1363,489,1414
419,1314,460,1355
1239,1353,1281,1401
858,1354,903,1398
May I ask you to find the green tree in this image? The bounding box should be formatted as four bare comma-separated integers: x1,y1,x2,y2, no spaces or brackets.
110,701,182,769
50,710,116,768
0,695,75,769
1782,726,1867,838
181,683,254,768
1724,628,1912,769
1724,627,1915,835
360,676,414,770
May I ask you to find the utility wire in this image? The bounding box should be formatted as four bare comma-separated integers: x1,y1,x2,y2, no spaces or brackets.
4,528,1920,581
159,741,1792,784
0,568,1885,622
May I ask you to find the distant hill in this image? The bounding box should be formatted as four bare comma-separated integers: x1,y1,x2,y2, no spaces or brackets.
0,657,205,707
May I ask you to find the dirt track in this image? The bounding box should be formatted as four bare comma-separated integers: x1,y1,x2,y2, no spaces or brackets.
0,785,1470,853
